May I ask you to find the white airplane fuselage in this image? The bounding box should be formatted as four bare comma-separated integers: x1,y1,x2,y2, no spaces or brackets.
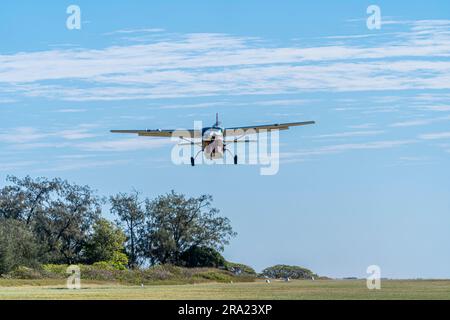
202,126,224,159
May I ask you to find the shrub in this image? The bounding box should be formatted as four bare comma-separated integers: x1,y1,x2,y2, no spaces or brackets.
5,263,255,285
225,262,256,275
8,266,43,279
260,264,317,279
41,264,68,277
92,261,116,270
179,246,226,268
84,218,128,268
109,252,129,270
92,254,128,271
143,265,175,280
194,270,232,282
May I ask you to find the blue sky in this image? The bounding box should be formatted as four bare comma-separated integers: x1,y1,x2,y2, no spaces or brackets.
1,1,450,278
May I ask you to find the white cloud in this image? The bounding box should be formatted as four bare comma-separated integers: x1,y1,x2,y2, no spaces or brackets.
60,129,98,140
282,139,416,159
418,105,450,112
348,123,376,129
312,130,384,139
76,137,172,152
103,28,165,35
419,132,450,140
390,115,450,127
1,20,450,101
57,108,87,113
0,160,39,172
0,126,99,145
37,159,131,172
0,127,48,143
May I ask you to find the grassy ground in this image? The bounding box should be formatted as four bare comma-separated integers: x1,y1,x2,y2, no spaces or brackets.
1,279,449,300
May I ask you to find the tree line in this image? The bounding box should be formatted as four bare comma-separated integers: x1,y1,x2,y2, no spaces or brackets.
0,176,236,274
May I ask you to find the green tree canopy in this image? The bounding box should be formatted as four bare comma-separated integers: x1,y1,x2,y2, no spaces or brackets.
142,191,236,265
0,219,39,274
179,246,226,268
33,180,102,264
261,264,317,279
0,175,60,224
0,176,102,265
84,218,128,269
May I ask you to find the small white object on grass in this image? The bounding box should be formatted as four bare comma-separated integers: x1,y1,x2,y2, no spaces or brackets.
141,283,144,287
266,279,271,284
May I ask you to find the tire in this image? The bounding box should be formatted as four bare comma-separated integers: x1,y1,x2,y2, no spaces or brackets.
190,157,195,166
234,155,238,165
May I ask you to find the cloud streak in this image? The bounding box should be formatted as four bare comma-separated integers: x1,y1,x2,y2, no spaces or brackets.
282,139,416,161
419,132,450,140
0,20,449,101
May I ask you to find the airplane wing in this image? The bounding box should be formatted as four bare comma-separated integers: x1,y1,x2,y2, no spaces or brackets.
110,129,200,138
224,121,315,136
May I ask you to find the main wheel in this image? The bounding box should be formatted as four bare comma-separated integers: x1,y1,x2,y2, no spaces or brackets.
190,157,195,166
234,155,238,165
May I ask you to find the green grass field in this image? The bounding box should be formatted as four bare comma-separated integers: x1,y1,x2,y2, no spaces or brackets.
1,279,450,300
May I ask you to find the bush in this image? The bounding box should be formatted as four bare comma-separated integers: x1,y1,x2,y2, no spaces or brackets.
179,246,226,268
8,266,43,279
225,262,256,275
194,270,233,282
5,263,255,285
84,218,128,269
41,264,68,277
80,265,117,281
143,265,175,280
92,253,128,271
260,264,317,279
109,252,129,270
92,261,116,270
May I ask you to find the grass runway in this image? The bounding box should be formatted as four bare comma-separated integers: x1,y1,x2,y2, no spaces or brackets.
1,279,450,300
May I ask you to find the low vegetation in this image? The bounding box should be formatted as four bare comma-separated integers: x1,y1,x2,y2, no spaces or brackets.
2,264,255,286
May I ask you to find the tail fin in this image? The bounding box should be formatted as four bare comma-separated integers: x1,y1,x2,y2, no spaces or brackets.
215,113,219,126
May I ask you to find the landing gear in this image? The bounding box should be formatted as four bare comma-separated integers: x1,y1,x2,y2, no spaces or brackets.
191,150,203,166
234,155,238,165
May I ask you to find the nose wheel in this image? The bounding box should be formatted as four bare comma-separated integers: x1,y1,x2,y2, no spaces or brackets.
190,149,237,166
190,150,203,166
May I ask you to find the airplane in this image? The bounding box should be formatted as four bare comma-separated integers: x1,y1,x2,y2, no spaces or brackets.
111,114,315,166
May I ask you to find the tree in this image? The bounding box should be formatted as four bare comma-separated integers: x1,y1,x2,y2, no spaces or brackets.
0,219,39,274
84,218,128,269
142,191,236,265
260,265,317,279
179,246,226,268
33,180,102,264
110,191,145,268
0,185,26,220
0,176,101,265
0,175,60,224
